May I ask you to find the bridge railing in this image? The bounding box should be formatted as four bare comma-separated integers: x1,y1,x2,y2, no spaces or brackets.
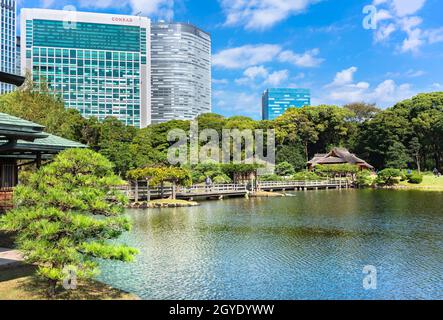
177,184,248,194
119,179,350,200
257,179,348,188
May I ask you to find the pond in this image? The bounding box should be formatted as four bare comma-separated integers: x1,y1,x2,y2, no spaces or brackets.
98,190,443,300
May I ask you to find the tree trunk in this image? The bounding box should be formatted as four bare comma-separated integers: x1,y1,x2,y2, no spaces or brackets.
134,180,139,202
48,279,57,297
415,155,421,173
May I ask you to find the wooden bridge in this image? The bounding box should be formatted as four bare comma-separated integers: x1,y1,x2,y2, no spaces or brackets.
122,180,351,202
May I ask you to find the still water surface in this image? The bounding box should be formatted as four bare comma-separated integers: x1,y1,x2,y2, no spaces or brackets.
98,190,443,300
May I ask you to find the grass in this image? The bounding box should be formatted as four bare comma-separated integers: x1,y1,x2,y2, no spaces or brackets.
399,175,443,191
0,265,139,300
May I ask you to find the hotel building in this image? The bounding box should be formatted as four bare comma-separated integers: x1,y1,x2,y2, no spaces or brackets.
21,9,151,128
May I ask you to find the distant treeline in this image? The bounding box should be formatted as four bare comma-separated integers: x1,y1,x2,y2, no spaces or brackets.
1,78,442,176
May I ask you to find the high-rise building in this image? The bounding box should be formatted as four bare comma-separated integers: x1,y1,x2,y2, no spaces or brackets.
15,35,20,75
0,0,17,94
151,21,211,123
21,9,151,128
262,88,311,120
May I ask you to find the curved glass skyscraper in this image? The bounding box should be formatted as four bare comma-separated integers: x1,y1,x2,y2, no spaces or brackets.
151,22,211,123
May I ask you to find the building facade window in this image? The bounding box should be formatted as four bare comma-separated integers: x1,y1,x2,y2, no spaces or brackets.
22,9,151,128
262,88,311,120
150,22,211,124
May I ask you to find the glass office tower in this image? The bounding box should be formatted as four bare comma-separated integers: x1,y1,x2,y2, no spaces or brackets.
21,9,151,128
151,22,211,123
0,0,17,94
262,88,311,120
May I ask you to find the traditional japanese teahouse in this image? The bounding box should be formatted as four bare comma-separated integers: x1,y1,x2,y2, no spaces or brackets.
307,147,374,171
0,72,85,211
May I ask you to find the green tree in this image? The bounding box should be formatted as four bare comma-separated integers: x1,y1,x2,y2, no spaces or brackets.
375,168,402,186
344,102,381,123
0,149,137,296
275,162,295,176
276,144,307,172
0,74,86,140
385,141,412,169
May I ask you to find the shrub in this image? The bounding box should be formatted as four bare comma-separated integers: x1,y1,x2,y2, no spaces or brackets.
292,171,323,181
213,174,232,184
376,168,402,186
356,170,374,188
275,162,295,176
408,173,423,184
259,174,284,182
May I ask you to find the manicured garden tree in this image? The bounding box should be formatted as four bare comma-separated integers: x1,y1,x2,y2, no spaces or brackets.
0,149,138,296
375,168,402,186
355,170,375,188
275,162,295,177
292,171,323,181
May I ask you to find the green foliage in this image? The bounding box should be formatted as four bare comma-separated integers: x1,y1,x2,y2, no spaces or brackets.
314,164,359,177
275,162,295,176
375,168,402,186
408,172,424,184
292,171,323,181
356,170,375,188
276,144,307,172
259,174,284,182
127,166,192,187
344,102,381,123
0,75,85,140
0,149,137,295
2,74,442,176
385,141,412,169
212,174,232,184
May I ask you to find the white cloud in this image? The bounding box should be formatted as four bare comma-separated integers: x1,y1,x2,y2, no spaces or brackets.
328,66,358,87
235,66,289,87
371,0,442,53
324,67,415,107
213,44,323,69
264,70,289,86
278,48,324,67
243,66,269,79
213,44,281,69
375,23,396,42
391,0,426,17
77,0,174,18
424,27,443,44
220,0,320,30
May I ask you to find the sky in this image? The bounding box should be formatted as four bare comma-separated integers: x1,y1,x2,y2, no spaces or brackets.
17,0,443,119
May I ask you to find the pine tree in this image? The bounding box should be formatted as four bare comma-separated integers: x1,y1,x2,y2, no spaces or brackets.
0,149,138,296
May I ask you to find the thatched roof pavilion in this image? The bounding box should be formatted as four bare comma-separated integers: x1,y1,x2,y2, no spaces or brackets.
307,147,374,171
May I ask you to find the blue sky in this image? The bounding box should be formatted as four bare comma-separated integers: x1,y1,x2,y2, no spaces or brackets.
18,0,443,119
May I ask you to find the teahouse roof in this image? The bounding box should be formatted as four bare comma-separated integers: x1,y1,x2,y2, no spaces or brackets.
308,147,374,169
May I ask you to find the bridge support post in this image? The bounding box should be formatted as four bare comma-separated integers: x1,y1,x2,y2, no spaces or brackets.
134,181,139,202
219,195,224,200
